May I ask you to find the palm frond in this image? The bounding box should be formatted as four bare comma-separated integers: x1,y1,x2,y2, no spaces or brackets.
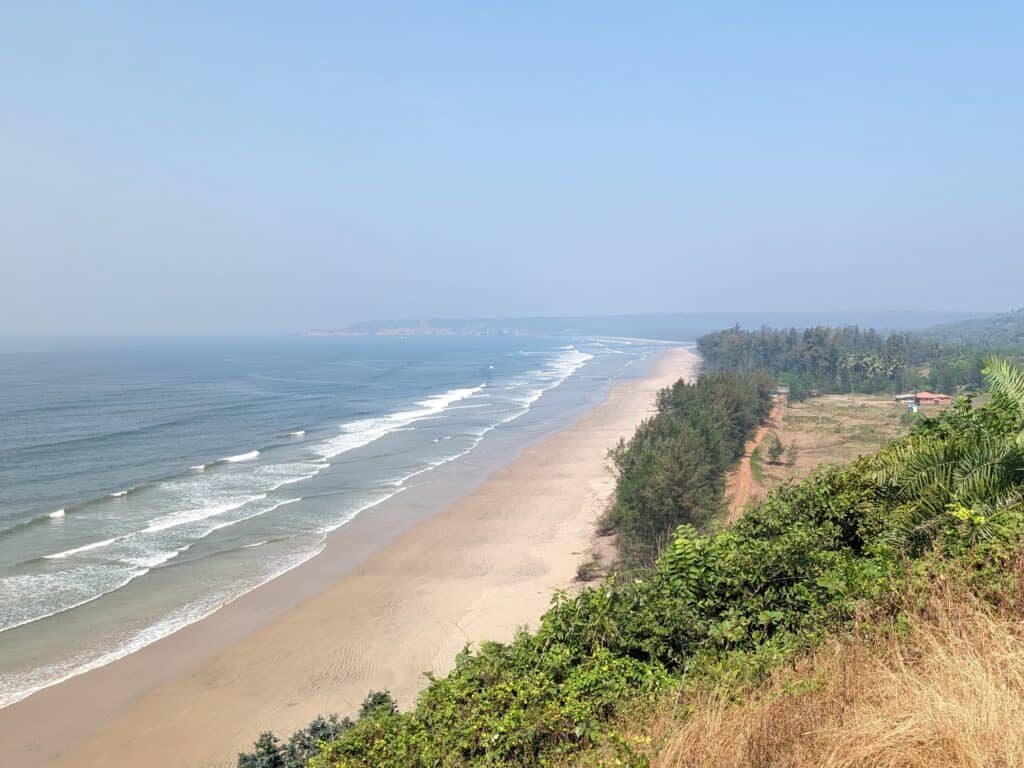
874,436,957,498
983,356,1024,426
952,433,1016,504
884,494,948,554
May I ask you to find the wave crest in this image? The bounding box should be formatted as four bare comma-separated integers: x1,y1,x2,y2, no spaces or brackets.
315,385,484,460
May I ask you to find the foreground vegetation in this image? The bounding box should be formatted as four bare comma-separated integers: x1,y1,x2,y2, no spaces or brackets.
648,561,1024,767
240,357,1024,768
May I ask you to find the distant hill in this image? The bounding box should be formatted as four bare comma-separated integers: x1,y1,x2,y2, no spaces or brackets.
921,308,1024,346
308,310,986,342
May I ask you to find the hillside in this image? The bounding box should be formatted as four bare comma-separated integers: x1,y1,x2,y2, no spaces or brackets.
306,310,982,342
922,307,1024,346
237,357,1024,768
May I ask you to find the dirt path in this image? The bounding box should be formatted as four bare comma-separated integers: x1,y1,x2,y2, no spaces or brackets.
724,398,784,524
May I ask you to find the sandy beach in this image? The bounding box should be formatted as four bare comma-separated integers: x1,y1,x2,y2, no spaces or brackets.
0,347,699,768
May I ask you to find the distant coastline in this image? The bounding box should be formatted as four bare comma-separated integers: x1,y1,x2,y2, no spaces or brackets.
304,309,991,341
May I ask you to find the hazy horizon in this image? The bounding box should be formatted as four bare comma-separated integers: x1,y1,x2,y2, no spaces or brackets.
0,309,1003,344
3,4,1022,335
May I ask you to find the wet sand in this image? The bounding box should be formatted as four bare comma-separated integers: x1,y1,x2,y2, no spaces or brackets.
0,347,699,768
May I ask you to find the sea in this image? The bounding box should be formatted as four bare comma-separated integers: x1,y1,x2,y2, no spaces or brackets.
0,334,672,709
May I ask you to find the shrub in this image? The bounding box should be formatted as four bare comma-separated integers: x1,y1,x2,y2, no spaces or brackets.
248,361,1024,768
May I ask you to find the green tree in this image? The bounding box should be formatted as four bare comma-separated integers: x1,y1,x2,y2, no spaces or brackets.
358,690,398,719
238,733,284,768
785,442,798,466
283,716,353,768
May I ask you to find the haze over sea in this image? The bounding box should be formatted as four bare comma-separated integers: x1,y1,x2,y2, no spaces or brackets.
0,334,667,708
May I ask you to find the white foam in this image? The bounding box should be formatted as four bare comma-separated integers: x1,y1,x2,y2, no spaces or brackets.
0,543,324,710
0,566,147,635
142,494,265,534
190,464,207,472
323,493,401,532
0,347,602,708
387,346,595,494
120,498,303,571
125,546,189,569
315,385,484,460
109,489,130,498
206,498,301,535
494,346,594,428
288,430,305,437
48,509,65,519
223,450,259,463
392,438,485,487
267,469,321,491
44,537,121,560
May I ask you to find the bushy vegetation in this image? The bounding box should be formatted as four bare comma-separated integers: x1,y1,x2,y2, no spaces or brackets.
237,693,395,768
651,562,1024,768
697,324,1024,399
240,358,1024,768
601,371,775,568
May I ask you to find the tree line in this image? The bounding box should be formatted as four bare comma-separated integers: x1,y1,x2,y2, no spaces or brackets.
601,370,775,568
696,324,1007,399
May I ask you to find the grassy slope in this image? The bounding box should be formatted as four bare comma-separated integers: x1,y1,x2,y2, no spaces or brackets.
588,395,1024,768
244,363,1023,768
649,557,1024,768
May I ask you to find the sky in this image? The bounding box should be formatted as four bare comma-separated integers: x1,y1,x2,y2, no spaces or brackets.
2,2,1022,335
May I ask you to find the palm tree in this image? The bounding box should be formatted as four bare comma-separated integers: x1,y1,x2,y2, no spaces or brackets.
985,357,1024,448
873,357,1024,552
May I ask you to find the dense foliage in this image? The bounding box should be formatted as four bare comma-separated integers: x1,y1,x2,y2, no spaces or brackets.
237,693,396,768
696,325,1020,399
602,371,775,567
239,359,1024,768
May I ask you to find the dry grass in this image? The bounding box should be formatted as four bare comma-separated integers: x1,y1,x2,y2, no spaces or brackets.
767,394,912,486
652,575,1024,768
725,394,910,522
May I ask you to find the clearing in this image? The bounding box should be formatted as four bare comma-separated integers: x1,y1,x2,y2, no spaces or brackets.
725,393,936,519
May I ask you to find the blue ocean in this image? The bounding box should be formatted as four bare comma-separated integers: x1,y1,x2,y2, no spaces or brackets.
0,335,665,707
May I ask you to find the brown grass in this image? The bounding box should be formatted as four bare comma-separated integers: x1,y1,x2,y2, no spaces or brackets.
724,395,913,520
652,576,1024,768
766,394,911,486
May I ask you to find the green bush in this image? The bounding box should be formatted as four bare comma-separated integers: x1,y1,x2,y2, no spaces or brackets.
246,360,1024,768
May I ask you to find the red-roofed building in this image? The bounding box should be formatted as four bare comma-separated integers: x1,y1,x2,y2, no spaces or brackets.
895,391,952,409
915,391,952,406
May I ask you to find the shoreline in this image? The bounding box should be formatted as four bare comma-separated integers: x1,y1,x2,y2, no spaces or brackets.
0,347,700,768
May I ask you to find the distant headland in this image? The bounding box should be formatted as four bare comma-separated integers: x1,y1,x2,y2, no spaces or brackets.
305,310,990,342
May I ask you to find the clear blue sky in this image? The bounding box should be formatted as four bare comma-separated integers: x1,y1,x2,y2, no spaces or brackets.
2,2,1022,334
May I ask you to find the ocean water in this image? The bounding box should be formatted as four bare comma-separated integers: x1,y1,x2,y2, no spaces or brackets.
0,335,668,708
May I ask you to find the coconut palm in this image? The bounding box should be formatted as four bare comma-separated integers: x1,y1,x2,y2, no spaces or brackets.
873,357,1024,553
